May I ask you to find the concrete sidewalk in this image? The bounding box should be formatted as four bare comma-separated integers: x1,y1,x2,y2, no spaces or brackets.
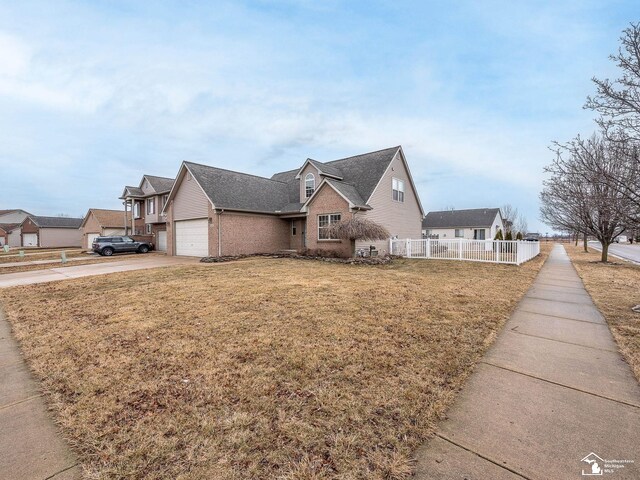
0,310,79,479
415,245,640,479
0,255,201,288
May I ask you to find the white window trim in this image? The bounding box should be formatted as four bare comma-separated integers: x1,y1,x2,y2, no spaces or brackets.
392,177,405,203
455,228,464,238
305,173,315,198
291,221,297,236
317,213,341,241
133,202,141,219
146,198,155,215
146,224,152,234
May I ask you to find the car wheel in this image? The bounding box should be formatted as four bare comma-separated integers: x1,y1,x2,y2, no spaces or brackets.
102,247,114,256
138,245,149,254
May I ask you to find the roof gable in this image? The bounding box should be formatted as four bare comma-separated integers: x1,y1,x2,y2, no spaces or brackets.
141,175,174,194
82,209,130,228
422,208,502,229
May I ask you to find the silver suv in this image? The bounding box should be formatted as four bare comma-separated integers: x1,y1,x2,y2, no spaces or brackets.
92,236,153,256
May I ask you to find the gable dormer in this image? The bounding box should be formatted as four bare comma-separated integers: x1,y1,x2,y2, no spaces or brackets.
294,159,344,203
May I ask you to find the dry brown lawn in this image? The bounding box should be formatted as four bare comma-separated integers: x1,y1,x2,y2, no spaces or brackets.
0,257,121,274
1,247,549,479
565,244,640,380
0,249,85,263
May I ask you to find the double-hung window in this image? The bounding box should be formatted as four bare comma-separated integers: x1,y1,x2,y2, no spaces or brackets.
147,198,155,215
455,228,464,238
318,213,341,240
305,173,315,198
133,202,141,219
392,178,405,202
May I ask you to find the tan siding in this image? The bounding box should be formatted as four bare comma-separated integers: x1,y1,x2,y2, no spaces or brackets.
356,151,422,254
82,211,102,249
8,228,21,247
173,170,210,221
39,228,82,247
299,163,319,203
145,196,159,224
141,178,154,195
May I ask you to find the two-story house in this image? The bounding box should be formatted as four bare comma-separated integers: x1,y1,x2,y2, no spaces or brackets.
162,146,424,257
120,175,175,251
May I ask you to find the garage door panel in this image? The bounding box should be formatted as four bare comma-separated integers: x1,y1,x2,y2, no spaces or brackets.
23,233,38,247
175,219,208,257
87,233,99,250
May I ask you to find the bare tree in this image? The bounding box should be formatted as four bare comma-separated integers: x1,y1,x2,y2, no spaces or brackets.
501,204,518,235
586,22,640,140
515,213,528,237
541,133,630,261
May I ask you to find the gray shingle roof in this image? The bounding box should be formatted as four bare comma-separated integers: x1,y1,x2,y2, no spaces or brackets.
307,159,344,179
325,179,369,208
29,216,83,228
422,208,501,229
272,146,399,206
0,223,19,233
144,175,174,193
185,162,290,213
123,186,145,197
184,146,400,214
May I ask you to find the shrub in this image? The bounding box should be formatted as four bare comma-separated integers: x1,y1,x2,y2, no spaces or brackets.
505,230,513,241
516,231,523,240
494,229,504,240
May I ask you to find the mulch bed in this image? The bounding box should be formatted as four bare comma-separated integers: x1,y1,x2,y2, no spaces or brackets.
200,252,394,265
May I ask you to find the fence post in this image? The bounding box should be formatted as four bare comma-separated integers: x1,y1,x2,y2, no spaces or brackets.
389,238,392,255
406,238,411,258
497,240,501,263
426,238,431,258
459,238,463,260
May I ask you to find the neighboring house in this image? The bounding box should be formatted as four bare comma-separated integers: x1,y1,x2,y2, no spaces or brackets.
119,175,174,251
0,209,32,224
422,208,504,240
0,211,32,246
20,216,83,247
81,208,132,250
162,146,424,257
0,223,21,247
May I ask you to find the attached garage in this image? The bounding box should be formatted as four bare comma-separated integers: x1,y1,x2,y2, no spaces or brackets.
175,219,208,257
23,233,38,247
81,209,130,250
86,233,100,249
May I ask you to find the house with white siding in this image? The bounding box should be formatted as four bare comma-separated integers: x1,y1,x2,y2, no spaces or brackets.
422,208,504,241
162,146,424,257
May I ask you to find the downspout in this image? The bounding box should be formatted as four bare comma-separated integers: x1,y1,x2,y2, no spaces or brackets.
218,209,224,257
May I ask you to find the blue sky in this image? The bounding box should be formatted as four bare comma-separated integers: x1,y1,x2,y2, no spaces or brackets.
0,1,636,232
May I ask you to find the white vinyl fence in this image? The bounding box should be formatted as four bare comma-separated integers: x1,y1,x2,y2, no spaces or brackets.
390,238,540,265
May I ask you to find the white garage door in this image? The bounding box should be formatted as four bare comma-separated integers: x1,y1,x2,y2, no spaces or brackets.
87,233,99,250
175,219,208,257
23,233,38,247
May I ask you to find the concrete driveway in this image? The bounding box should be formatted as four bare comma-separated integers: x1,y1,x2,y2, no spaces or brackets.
0,255,201,288
588,241,640,263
